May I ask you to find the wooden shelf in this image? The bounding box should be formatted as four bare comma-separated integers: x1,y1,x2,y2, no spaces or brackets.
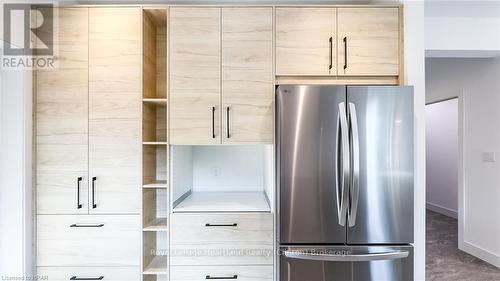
143,98,167,105
143,218,168,232
173,191,271,213
143,141,168,145
143,180,168,189
143,255,168,275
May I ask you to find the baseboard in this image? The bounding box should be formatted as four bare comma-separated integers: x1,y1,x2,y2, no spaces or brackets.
426,202,458,219
460,241,500,268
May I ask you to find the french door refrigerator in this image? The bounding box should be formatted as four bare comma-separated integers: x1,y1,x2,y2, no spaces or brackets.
277,85,414,281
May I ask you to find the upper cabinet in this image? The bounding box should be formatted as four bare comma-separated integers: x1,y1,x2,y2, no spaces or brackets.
169,7,221,145
222,8,273,144
276,6,401,78
170,7,274,145
337,7,400,76
276,8,336,76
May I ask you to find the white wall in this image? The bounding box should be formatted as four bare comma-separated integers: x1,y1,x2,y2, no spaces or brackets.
425,0,500,57
403,1,426,279
425,99,458,218
192,145,270,192
0,50,33,276
426,57,500,267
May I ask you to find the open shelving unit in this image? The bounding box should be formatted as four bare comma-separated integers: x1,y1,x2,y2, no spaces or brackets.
171,145,274,213
142,7,168,281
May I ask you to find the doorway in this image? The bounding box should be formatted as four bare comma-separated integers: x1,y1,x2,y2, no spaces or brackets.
425,96,500,280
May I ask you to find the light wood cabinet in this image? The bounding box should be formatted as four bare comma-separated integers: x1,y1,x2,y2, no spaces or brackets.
170,213,273,265
276,8,336,76
169,7,221,145
36,7,141,215
88,7,142,214
170,7,274,144
222,8,273,144
37,215,141,266
337,7,400,76
171,266,273,281
37,267,141,281
36,8,89,215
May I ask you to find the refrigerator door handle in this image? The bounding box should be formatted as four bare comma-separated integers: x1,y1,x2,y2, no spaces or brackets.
335,103,350,226
348,102,360,227
283,250,409,262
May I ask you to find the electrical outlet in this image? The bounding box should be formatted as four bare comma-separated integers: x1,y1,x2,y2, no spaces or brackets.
482,152,496,162
211,166,220,178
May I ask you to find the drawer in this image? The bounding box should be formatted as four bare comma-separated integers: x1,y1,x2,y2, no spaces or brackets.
171,265,273,281
37,215,141,266
37,267,140,281
170,213,274,265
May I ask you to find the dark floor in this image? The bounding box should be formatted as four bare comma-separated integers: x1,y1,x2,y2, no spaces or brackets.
426,210,500,281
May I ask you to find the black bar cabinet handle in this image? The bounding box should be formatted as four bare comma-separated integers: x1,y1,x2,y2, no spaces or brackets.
91,177,97,209
329,36,333,70
343,36,348,70
70,276,104,280
206,275,238,280
70,224,104,228
77,177,83,209
226,106,230,138
205,223,237,227
212,106,216,138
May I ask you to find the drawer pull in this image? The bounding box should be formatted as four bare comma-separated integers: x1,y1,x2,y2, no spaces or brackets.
70,277,104,280
205,223,238,227
70,224,104,228
206,275,238,280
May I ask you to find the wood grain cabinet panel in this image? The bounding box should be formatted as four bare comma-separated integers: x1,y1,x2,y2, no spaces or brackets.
222,8,273,144
276,8,336,76
170,213,274,265
36,8,89,214
37,267,141,281
170,7,221,145
36,215,141,266
89,7,141,214
337,7,400,76
171,266,273,281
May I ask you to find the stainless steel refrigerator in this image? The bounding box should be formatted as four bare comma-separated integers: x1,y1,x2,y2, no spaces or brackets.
277,85,414,281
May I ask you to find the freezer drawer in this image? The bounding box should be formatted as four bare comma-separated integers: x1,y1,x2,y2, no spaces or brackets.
280,246,413,281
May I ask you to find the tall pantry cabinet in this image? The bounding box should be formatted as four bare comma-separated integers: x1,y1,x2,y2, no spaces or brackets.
35,7,142,279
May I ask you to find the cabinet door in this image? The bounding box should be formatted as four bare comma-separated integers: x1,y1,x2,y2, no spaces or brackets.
36,8,89,214
89,8,141,214
276,8,336,76
337,8,399,76
222,8,273,144
170,8,221,145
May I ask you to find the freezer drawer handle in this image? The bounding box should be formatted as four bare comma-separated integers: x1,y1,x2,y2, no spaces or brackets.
206,275,238,280
70,276,104,280
283,250,409,262
205,223,238,227
69,224,104,228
